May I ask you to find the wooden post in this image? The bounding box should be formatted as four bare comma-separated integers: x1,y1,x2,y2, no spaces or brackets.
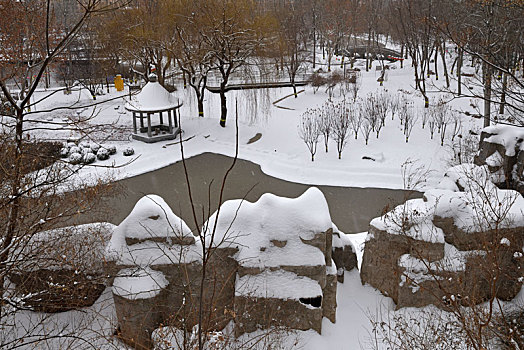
147,113,152,137
140,112,144,129
132,112,137,134
168,109,173,133
159,111,163,125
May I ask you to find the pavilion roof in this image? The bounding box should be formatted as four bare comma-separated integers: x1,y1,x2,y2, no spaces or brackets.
125,77,180,112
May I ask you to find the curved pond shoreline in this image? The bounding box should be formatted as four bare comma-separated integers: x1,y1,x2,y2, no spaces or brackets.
108,153,420,234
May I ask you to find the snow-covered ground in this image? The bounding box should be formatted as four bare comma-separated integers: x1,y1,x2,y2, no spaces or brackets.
25,54,484,190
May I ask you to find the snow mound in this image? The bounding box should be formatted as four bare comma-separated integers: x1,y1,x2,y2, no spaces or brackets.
106,194,199,266
204,187,332,268
110,194,192,242
483,124,524,156
369,198,445,243
113,267,168,300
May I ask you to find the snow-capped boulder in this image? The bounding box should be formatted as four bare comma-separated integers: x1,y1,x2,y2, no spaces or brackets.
59,147,69,158
108,188,339,348
475,125,524,195
203,187,336,334
82,152,96,164
69,152,82,164
361,164,524,309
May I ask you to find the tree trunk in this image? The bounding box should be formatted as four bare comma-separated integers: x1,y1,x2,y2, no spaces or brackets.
434,46,439,80
366,29,371,72
0,109,24,298
219,83,227,127
196,97,203,118
400,44,404,69
483,62,492,127
440,41,450,88
312,16,316,70
499,72,507,115
457,48,463,96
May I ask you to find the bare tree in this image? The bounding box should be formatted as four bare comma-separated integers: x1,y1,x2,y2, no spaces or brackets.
275,1,309,98
166,0,212,118
361,117,373,146
298,109,321,161
332,100,351,159
434,0,524,126
0,1,128,347
398,98,417,143
196,0,264,127
349,100,363,140
318,102,333,153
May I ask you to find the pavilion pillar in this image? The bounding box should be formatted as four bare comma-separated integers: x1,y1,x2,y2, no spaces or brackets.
147,113,152,137
132,112,137,134
159,111,163,124
168,109,173,133
140,112,144,129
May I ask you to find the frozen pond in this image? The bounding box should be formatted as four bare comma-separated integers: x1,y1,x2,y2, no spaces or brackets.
108,153,420,234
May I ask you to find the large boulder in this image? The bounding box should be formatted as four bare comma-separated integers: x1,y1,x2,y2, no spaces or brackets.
475,125,524,195
361,164,524,309
205,188,336,335
108,188,340,348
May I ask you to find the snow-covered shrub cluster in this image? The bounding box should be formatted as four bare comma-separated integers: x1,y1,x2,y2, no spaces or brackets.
60,141,117,165
123,147,135,156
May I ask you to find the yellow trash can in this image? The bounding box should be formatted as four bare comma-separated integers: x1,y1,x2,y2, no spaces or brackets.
114,74,124,91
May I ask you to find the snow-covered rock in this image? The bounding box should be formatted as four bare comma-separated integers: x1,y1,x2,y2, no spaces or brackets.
475,125,524,194
109,188,339,347
361,164,524,309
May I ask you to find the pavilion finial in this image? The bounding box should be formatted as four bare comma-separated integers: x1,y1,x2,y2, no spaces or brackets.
148,72,158,83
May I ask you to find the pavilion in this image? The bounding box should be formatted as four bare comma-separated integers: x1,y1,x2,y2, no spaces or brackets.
125,73,183,143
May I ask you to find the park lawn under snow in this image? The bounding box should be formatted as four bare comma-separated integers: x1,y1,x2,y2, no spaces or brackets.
26,54,485,190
